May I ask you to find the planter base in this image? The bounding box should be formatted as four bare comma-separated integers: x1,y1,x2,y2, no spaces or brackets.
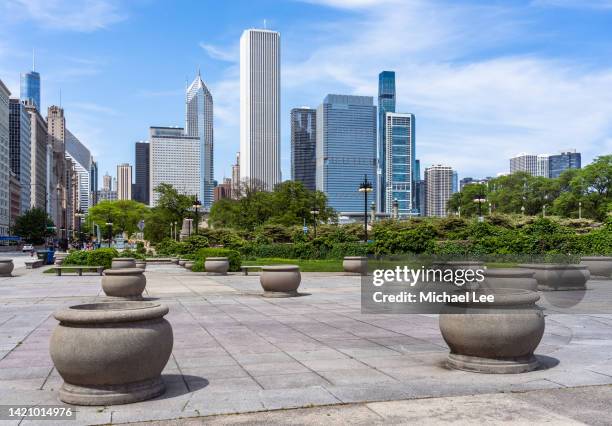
206,272,227,276
538,284,588,291
59,376,165,405
263,290,299,298
447,353,539,374
101,295,144,301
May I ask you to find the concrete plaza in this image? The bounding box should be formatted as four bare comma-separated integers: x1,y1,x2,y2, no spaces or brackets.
1,258,612,424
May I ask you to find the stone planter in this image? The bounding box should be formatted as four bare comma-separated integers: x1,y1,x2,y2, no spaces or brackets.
49,301,173,405
135,261,147,270
482,268,537,291
111,258,136,269
184,261,194,270
54,252,68,266
0,258,14,277
260,265,301,297
102,268,146,299
580,256,612,278
178,259,187,267
343,256,368,275
205,257,229,275
439,289,545,374
517,264,589,291
171,257,179,265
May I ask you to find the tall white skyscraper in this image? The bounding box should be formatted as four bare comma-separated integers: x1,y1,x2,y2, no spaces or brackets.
240,28,281,190
509,153,538,175
186,71,214,208
424,164,454,217
0,80,11,236
65,129,91,212
117,163,132,200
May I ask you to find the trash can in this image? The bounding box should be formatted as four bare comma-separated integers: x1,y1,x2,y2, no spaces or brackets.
46,250,55,265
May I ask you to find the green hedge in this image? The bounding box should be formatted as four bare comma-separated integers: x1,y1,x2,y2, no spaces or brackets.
193,248,242,272
64,248,119,269
240,242,370,260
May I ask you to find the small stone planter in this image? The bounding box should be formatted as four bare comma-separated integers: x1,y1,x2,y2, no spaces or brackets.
49,301,173,405
178,259,187,267
102,268,146,299
260,265,301,297
205,257,229,275
580,256,612,278
482,268,538,291
54,252,68,266
135,260,147,270
111,258,136,269
184,261,194,270
439,289,545,374
0,258,14,277
343,256,368,275
517,264,590,291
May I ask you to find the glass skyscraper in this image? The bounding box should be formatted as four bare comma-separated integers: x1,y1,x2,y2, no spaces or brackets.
186,72,214,208
134,141,150,205
378,71,395,212
9,99,31,214
549,151,581,178
291,107,316,191
384,113,415,218
20,71,41,111
316,94,377,213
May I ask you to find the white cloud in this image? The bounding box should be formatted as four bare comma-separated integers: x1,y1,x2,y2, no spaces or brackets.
199,42,237,62
9,0,126,32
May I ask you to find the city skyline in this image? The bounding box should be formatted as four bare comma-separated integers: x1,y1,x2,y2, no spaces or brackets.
1,1,610,186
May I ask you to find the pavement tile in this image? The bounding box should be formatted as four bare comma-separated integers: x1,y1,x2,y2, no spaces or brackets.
255,372,332,390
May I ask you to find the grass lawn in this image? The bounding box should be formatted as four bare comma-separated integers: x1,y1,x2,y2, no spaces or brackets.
241,258,343,272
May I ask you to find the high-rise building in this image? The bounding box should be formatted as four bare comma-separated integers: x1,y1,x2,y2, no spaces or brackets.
378,71,396,212
537,155,550,177
290,107,316,191
549,151,581,178
20,70,41,111
134,141,150,204
186,72,214,208
117,163,132,200
9,99,31,214
47,105,67,234
0,80,10,235
213,178,232,202
102,172,112,192
149,126,200,206
90,160,98,205
240,29,281,190
452,171,458,193
231,152,240,198
65,129,91,213
9,172,20,229
510,153,538,176
424,165,454,217
24,101,47,211
316,94,377,213
383,112,415,218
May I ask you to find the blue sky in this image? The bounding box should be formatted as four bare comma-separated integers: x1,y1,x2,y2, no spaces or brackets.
1,0,612,186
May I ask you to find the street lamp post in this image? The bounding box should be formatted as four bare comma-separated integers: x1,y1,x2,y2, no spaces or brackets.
310,206,319,238
392,198,399,220
192,198,202,235
578,201,582,219
473,186,486,222
105,221,113,248
358,174,373,242
521,205,525,216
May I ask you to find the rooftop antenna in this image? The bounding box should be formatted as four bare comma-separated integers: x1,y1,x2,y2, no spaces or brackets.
197,66,201,77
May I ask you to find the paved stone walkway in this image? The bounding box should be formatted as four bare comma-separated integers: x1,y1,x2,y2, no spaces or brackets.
1,262,612,425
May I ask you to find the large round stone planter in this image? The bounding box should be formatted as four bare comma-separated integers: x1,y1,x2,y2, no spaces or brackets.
178,259,187,267
343,256,368,275
439,289,545,374
49,301,173,405
260,265,301,298
205,257,229,275
135,261,147,270
580,256,612,279
102,268,146,299
517,264,589,291
111,258,136,269
482,268,537,291
184,261,194,271
0,259,14,277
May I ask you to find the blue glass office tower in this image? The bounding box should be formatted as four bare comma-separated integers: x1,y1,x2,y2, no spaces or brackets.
549,151,581,178
291,107,316,191
316,95,377,213
384,113,416,218
20,71,40,111
378,71,395,212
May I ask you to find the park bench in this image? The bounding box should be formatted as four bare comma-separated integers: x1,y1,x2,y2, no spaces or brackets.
240,265,264,275
53,266,104,276
25,259,44,269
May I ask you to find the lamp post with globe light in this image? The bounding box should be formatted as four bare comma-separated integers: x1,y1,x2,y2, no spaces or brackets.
359,175,373,242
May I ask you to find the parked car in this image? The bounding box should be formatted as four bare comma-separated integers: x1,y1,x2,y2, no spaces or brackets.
22,244,33,252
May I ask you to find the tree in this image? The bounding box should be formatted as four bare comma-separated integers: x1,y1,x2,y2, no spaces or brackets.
88,200,147,237
12,208,55,244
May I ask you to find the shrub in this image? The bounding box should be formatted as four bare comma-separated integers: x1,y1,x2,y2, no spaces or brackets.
136,241,146,255
87,248,119,269
118,249,145,260
155,238,183,256
194,248,241,271
64,250,89,266
179,235,210,254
